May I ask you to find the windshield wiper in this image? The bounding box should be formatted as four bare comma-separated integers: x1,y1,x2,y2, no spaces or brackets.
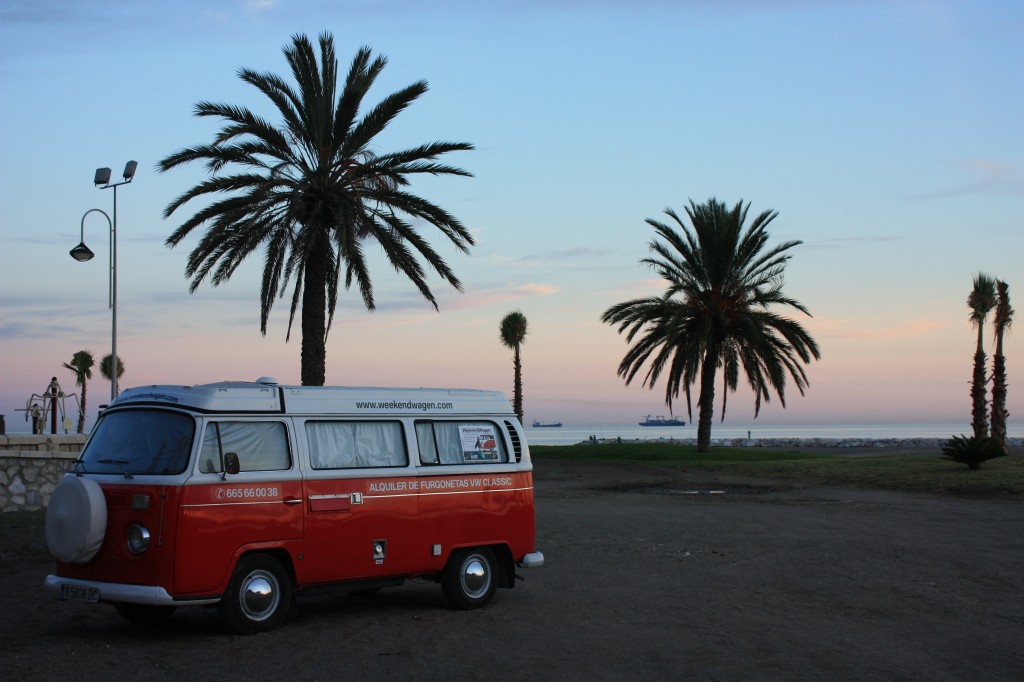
97,458,134,479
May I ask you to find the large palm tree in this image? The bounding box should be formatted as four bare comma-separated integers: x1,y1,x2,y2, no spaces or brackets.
100,354,125,397
499,310,529,422
62,350,94,433
990,280,1013,449
601,198,821,452
158,33,474,386
967,273,996,438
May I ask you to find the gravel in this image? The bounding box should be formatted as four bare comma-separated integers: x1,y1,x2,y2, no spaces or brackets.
2,460,1022,681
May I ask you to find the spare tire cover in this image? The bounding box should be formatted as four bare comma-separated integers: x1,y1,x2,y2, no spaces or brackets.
46,476,107,564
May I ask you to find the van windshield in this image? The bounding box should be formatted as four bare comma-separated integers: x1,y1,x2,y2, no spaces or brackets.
80,410,195,476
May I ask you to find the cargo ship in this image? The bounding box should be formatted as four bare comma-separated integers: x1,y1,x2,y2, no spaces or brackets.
639,415,686,427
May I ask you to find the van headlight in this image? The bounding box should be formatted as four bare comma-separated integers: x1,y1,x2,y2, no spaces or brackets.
127,524,151,555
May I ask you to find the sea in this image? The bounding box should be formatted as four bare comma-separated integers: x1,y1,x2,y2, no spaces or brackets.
524,422,1024,446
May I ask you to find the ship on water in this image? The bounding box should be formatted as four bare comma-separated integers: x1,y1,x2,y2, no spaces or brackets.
639,415,686,427
532,420,563,428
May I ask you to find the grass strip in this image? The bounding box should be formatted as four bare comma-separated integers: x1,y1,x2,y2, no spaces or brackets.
531,443,1024,497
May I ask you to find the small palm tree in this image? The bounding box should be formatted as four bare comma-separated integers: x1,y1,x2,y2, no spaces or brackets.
100,354,125,396
158,33,474,386
941,434,1006,470
967,273,997,438
601,198,821,452
62,350,94,433
500,310,529,422
990,280,1013,449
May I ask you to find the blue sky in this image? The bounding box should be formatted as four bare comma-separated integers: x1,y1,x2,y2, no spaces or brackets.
1,0,1022,432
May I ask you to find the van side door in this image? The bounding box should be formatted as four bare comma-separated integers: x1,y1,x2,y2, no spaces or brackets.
177,419,303,595
300,419,417,584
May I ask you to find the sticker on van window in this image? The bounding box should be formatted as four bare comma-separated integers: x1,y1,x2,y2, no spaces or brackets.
458,424,499,462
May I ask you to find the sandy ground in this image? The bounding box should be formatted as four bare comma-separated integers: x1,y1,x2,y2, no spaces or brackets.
2,459,1022,681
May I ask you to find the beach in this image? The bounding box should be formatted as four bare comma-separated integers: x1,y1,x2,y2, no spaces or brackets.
4,459,1022,680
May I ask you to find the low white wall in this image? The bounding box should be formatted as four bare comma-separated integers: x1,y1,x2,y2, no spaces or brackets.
0,435,85,512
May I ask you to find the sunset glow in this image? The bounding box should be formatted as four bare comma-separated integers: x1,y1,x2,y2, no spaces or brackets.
1,1,1021,434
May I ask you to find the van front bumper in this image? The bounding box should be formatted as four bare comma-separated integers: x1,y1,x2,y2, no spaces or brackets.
45,574,220,606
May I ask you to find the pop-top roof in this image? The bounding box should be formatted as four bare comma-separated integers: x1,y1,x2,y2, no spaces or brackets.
111,380,513,416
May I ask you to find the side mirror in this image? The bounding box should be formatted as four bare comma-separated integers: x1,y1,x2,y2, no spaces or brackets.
224,452,240,476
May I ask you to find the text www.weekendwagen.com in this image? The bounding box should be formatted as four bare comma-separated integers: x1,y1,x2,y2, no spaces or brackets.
355,400,455,411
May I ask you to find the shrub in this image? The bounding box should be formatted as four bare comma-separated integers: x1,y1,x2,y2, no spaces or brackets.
941,435,1007,470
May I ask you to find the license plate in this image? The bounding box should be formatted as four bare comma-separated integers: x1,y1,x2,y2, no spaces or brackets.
60,584,100,603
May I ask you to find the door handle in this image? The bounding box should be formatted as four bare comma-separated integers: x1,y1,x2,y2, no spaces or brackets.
283,498,302,505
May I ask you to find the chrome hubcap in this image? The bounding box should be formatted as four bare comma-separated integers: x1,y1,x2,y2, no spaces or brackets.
240,571,278,621
462,556,490,598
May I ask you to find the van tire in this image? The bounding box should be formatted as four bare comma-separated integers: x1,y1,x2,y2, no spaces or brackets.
442,547,497,609
114,602,177,626
45,476,107,564
218,554,292,634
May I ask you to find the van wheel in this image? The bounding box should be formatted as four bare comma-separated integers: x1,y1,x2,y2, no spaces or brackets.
114,603,176,626
218,554,292,634
442,547,497,609
45,476,107,564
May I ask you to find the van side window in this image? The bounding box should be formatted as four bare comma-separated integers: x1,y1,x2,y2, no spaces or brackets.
306,421,407,469
416,421,507,465
199,421,291,473
416,422,439,464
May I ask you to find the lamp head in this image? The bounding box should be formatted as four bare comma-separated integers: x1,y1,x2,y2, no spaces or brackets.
94,167,112,186
70,242,95,262
122,160,138,181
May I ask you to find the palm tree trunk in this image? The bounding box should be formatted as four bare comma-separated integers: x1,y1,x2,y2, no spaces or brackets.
512,346,523,422
301,236,330,386
696,347,718,453
990,282,1011,451
78,378,87,434
991,343,1007,449
971,323,988,438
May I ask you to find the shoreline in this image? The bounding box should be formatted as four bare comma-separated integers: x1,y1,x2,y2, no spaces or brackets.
574,436,1024,451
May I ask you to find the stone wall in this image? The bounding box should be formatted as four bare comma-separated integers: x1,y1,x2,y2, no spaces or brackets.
1,435,85,512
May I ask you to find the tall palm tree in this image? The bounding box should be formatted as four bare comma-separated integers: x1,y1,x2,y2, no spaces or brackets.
967,273,996,439
62,350,94,433
601,198,821,452
100,354,125,397
499,310,528,422
158,33,474,386
990,280,1013,449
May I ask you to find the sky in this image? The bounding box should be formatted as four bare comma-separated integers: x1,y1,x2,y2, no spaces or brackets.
1,0,1022,434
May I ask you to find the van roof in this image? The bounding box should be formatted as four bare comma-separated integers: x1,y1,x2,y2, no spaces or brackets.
111,381,515,417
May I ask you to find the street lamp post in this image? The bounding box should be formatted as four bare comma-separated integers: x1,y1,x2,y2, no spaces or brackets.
70,160,136,401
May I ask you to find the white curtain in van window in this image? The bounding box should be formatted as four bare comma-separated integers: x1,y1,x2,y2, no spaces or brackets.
306,421,405,469
201,422,290,472
433,422,464,464
416,422,439,464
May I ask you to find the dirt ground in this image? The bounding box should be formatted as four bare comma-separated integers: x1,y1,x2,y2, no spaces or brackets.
2,459,1022,681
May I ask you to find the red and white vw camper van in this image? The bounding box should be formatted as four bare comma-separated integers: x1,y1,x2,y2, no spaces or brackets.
44,378,543,633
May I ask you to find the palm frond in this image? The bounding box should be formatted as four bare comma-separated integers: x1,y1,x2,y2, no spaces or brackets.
602,198,820,448
157,33,474,385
